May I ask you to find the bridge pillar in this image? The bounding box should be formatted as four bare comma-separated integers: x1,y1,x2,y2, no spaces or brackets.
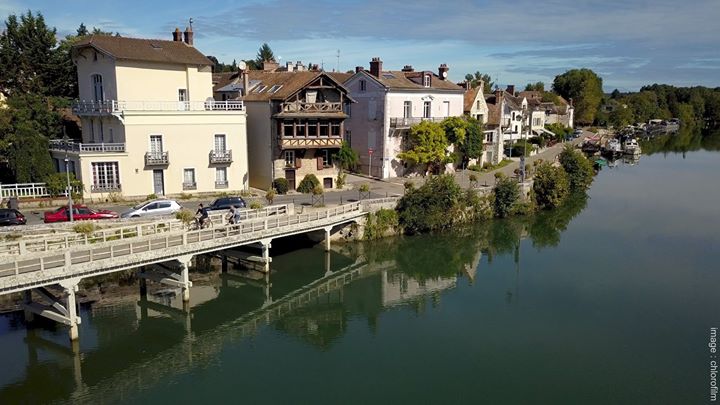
176,255,194,302
58,279,82,341
23,290,34,322
139,267,148,298
221,255,228,274
324,226,332,252
260,239,272,273
324,251,332,277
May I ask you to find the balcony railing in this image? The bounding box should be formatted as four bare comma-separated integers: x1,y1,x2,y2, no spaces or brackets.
145,152,169,166
91,184,121,193
215,180,228,189
72,100,245,114
209,150,233,164
183,182,197,191
49,140,126,153
389,117,445,128
280,137,343,149
278,102,343,113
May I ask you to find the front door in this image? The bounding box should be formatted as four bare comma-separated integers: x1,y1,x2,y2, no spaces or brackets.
285,169,296,191
153,170,165,195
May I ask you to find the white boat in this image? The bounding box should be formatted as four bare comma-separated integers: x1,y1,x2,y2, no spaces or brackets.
623,138,641,155
604,138,623,155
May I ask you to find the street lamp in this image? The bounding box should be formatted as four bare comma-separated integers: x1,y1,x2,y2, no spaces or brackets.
62,134,74,222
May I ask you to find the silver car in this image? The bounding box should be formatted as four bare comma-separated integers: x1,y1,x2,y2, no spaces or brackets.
121,199,181,218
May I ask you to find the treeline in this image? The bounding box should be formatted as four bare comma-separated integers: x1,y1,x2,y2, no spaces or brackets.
0,11,113,183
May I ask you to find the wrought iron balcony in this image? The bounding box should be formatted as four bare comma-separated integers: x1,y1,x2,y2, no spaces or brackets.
183,182,197,191
49,140,126,153
72,100,245,115
389,117,445,128
215,180,229,189
91,184,122,193
209,150,233,164
144,152,169,166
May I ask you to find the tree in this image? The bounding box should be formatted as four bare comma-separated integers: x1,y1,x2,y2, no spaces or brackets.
558,144,594,190
552,69,603,126
398,120,449,174
493,174,520,218
464,71,494,90
459,117,484,165
247,43,276,70
441,116,467,144
525,82,545,92
610,89,621,99
609,104,635,128
533,162,569,209
333,141,359,172
76,23,88,36
0,12,58,97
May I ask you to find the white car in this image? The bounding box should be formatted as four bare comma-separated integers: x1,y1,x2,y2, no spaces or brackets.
121,199,181,218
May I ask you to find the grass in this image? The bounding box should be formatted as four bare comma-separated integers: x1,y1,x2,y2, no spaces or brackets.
469,159,513,173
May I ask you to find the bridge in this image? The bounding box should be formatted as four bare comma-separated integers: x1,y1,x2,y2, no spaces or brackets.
0,198,398,340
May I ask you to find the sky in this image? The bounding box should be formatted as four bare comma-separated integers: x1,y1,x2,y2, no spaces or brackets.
2,0,719,91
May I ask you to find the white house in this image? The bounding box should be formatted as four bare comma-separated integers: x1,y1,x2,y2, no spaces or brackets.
343,58,465,178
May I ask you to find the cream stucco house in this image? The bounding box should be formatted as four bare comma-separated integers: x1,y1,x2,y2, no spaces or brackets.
51,29,248,199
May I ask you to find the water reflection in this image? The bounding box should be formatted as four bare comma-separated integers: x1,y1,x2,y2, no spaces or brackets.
640,126,720,155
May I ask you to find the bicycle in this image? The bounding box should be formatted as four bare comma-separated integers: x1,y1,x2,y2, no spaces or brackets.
190,215,213,230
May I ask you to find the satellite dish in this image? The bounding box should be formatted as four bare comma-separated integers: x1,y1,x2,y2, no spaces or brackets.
238,60,247,70
442,71,448,78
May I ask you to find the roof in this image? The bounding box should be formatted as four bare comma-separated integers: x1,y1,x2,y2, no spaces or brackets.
73,35,212,66
213,70,353,102
504,92,524,110
361,70,463,92
327,72,353,83
463,87,481,113
484,94,501,126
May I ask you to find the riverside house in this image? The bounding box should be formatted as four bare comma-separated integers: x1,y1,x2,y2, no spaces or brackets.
213,63,353,190
343,59,465,178
462,81,503,166
52,28,248,198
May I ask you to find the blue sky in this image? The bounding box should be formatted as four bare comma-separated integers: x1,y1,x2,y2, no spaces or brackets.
3,0,719,91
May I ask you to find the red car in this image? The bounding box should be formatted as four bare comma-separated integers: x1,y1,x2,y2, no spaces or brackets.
44,205,119,223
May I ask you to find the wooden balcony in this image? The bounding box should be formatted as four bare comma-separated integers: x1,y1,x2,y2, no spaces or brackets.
209,150,233,164
145,152,169,166
279,137,343,149
275,102,346,118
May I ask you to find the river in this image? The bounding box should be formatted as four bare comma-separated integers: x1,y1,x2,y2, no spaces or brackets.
1,131,719,404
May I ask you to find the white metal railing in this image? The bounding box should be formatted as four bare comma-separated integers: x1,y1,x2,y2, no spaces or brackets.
0,183,82,199
0,202,364,283
72,100,245,114
49,140,126,153
389,117,445,127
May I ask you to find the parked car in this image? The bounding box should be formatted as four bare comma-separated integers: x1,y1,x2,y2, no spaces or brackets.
0,209,26,226
120,199,181,218
44,205,119,223
573,129,583,138
207,196,247,211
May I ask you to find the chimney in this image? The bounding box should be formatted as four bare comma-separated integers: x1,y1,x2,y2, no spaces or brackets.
438,63,449,80
569,97,574,106
262,59,279,72
286,61,294,72
369,57,382,78
355,66,364,73
506,85,515,95
495,89,503,104
401,65,414,72
296,61,305,71
464,81,471,91
240,68,249,97
172,27,182,42
183,26,193,46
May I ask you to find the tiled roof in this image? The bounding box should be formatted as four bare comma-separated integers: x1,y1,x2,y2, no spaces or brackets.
484,94,501,126
463,87,481,113
364,71,463,92
504,92,524,110
327,72,353,83
213,71,352,102
73,35,212,66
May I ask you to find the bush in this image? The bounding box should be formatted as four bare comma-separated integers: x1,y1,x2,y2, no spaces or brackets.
336,172,346,189
108,191,124,202
45,172,83,198
468,173,478,183
297,174,320,193
312,184,324,195
179,193,193,200
73,222,95,236
146,193,157,200
273,178,290,194
364,208,399,240
558,144,594,190
511,140,534,157
533,162,570,209
358,183,370,193
492,174,520,218
265,189,276,205
175,209,195,226
249,200,263,210
404,181,415,192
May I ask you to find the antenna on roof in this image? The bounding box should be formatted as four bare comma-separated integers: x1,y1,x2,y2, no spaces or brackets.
336,49,340,73
189,18,194,30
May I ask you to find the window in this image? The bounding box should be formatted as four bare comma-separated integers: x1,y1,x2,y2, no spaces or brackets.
296,121,306,137
215,167,228,187
253,85,267,93
269,85,283,94
423,74,431,88
403,101,411,118
282,120,294,137
443,101,450,116
307,121,318,137
360,80,367,92
99,119,104,142
91,162,120,190
178,89,187,101
345,129,352,144
285,150,295,167
485,132,494,143
91,74,104,101
533,117,542,126
150,135,163,156
321,150,331,167
109,128,114,142
214,134,226,152
476,100,481,109
477,114,484,123
382,73,396,79
183,168,196,189
331,121,341,136
319,121,330,137
423,101,431,118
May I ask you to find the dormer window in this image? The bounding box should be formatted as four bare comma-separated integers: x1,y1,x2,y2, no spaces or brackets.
268,85,283,94
253,85,268,93
423,74,431,88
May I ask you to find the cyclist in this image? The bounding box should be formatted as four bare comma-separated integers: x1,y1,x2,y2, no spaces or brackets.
195,203,209,228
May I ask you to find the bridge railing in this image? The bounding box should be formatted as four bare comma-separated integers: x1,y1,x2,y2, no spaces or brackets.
0,202,363,281
0,204,291,256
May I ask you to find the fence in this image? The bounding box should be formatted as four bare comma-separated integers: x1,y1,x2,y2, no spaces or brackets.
0,183,82,199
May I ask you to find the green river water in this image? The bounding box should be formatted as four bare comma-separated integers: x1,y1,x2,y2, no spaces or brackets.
0,132,719,404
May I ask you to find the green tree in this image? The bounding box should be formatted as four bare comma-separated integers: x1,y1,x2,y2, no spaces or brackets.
533,162,569,209
493,174,520,218
464,71,494,90
552,69,603,126
247,43,275,70
459,117,484,165
558,144,594,190
398,120,449,174
441,116,468,144
525,82,545,92
333,141,359,173
609,104,635,128
297,173,320,193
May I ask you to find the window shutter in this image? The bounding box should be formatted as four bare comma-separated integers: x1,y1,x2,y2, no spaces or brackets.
295,157,302,169
317,156,323,170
